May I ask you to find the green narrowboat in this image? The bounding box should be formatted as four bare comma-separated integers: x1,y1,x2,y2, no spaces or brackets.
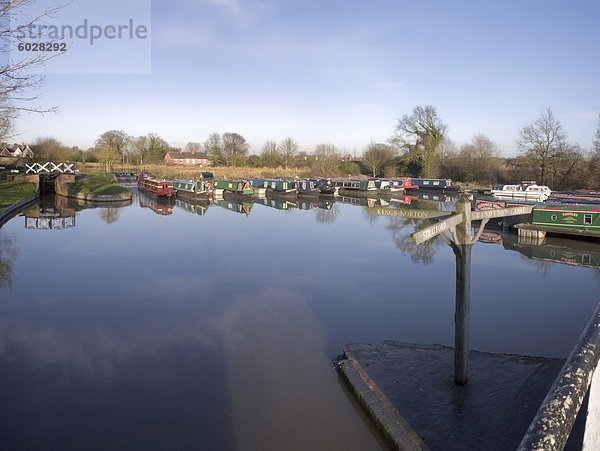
171,179,209,200
532,205,600,232
264,179,297,196
212,179,253,196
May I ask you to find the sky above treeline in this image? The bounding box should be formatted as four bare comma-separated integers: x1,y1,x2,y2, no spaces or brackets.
12,0,600,156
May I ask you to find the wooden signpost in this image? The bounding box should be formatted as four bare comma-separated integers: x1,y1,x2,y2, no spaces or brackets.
371,197,533,385
410,198,532,385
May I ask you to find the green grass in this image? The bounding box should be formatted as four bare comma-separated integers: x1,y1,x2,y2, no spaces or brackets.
69,172,131,196
0,181,38,211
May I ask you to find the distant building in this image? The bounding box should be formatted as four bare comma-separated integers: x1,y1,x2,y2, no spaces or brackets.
0,143,34,159
164,148,210,166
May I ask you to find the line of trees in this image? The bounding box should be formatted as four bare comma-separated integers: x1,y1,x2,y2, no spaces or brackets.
21,108,600,189
361,105,599,190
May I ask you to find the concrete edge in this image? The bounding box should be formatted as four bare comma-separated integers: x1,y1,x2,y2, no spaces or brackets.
518,300,600,450
62,187,133,202
337,345,428,451
0,194,38,228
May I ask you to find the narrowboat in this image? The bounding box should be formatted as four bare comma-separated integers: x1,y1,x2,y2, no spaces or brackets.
212,179,253,196
333,178,377,196
264,179,297,197
547,190,600,204
412,178,459,190
376,178,418,194
316,178,336,195
138,171,174,198
171,179,209,201
491,181,551,202
531,204,600,233
250,179,268,196
292,179,320,196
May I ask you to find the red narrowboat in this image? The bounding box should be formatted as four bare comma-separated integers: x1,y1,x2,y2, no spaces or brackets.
138,171,174,197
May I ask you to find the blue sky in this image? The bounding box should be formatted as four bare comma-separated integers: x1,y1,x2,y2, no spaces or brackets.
12,0,600,156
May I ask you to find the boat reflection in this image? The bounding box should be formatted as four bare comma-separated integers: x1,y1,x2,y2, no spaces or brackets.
139,191,175,215
253,197,295,211
214,198,253,216
478,226,600,270
175,198,210,216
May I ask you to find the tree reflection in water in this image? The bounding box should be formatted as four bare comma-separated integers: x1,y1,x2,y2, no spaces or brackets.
0,234,17,290
98,207,121,224
386,216,445,264
315,203,339,224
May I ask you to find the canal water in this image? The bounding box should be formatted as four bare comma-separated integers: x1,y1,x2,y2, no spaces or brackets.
0,191,599,449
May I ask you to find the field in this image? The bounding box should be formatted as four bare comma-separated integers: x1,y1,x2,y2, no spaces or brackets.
80,163,315,180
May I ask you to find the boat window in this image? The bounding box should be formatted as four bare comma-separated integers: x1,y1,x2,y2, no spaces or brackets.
551,214,557,221
423,181,429,185
584,214,592,225
433,181,439,185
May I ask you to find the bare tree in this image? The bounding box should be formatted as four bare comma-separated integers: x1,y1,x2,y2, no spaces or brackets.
185,142,202,153
311,143,339,175
594,114,600,153
548,142,584,190
95,130,130,171
390,105,447,177
457,134,500,183
0,1,67,141
434,136,457,178
221,132,249,166
362,141,396,177
260,140,280,167
517,108,566,186
590,115,600,188
277,137,298,169
203,133,224,166
31,136,78,161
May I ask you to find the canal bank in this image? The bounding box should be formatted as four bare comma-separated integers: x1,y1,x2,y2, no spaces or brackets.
0,194,38,228
338,342,563,449
339,299,600,450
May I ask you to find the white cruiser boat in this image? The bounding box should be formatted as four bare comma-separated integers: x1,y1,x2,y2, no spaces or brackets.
491,181,551,202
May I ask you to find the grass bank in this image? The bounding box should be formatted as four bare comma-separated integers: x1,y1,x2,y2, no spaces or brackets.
0,180,37,211
69,172,131,196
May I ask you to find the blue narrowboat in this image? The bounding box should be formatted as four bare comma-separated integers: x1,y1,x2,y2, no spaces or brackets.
376,177,418,194
292,179,320,196
412,178,459,190
332,178,378,196
316,178,336,195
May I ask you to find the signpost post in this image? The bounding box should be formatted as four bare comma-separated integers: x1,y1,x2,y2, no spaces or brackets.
407,197,533,385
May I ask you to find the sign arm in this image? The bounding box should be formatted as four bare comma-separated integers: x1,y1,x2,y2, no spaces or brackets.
470,219,490,245
450,226,459,245
439,230,454,247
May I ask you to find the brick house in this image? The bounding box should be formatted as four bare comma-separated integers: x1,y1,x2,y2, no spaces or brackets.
0,143,34,158
164,148,210,166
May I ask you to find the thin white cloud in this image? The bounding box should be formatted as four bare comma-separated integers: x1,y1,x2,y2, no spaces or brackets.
372,81,404,90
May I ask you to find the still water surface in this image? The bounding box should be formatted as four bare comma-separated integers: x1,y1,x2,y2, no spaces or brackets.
0,191,599,449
